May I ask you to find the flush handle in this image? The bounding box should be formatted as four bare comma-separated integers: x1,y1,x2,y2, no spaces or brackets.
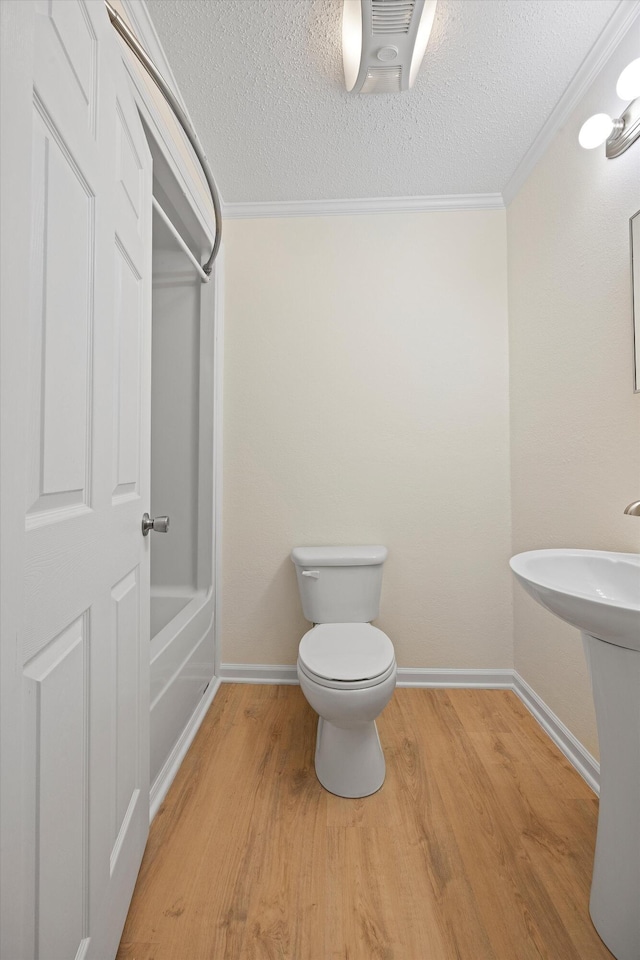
142,512,170,536
301,569,320,579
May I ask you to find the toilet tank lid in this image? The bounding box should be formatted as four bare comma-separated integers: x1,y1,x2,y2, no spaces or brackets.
291,545,387,567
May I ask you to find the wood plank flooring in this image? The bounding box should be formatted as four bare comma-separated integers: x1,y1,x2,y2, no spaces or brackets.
117,685,612,960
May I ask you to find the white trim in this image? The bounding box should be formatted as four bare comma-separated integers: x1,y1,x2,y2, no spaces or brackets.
502,0,640,204
219,663,299,684
512,672,600,795
212,246,225,679
218,663,600,794
149,677,222,821
223,193,504,220
220,663,510,688
396,666,514,688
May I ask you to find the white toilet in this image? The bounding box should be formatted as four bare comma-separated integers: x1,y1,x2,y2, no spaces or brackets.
291,545,397,798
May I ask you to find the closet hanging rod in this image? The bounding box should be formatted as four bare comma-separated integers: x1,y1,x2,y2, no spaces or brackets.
152,197,209,282
104,0,222,279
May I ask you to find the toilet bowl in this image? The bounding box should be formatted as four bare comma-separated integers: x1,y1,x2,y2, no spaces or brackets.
297,624,396,797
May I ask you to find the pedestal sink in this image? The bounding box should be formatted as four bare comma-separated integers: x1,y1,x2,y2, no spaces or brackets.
510,549,640,960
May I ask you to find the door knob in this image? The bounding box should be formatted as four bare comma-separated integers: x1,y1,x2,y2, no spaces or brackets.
142,513,170,536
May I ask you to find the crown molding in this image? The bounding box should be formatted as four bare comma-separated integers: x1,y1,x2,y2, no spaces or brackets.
502,0,640,205
222,193,504,220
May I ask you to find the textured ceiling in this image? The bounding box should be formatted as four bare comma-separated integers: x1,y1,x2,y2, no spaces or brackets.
145,0,621,202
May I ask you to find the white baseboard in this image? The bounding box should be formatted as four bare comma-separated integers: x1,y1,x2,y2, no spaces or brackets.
219,663,514,688
219,663,299,684
396,667,514,688
218,662,600,794
512,672,600,795
149,676,222,821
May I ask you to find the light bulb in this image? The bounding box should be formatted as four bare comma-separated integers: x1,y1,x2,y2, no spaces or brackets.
616,59,640,101
578,113,615,149
342,0,363,93
409,0,438,88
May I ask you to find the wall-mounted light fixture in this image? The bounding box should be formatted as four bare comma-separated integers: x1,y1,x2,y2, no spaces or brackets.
342,0,437,94
578,58,640,157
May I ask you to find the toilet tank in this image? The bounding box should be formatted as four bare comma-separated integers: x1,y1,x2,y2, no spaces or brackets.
291,546,388,623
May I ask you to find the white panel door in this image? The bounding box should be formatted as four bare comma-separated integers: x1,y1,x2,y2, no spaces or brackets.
2,2,152,958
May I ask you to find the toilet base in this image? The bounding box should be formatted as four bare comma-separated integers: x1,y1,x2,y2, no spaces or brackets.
314,717,386,798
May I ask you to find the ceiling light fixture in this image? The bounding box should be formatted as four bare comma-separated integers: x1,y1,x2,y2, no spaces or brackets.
342,0,437,95
578,58,640,157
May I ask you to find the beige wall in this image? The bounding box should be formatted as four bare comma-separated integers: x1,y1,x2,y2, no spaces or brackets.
222,210,513,668
507,25,640,758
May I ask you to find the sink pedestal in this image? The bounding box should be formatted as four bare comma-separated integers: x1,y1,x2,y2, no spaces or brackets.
583,632,640,960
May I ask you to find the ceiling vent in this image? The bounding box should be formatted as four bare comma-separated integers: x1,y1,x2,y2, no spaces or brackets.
342,0,437,94
371,0,416,35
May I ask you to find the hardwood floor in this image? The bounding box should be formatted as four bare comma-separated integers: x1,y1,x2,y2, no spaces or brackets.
117,685,612,960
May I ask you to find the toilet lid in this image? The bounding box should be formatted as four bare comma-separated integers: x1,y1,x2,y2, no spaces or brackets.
298,623,394,682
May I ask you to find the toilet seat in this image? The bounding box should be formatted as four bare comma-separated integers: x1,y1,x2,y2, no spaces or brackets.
298,623,395,688
298,657,396,690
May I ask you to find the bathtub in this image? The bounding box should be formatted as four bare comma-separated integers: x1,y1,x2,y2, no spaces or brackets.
149,586,215,801
148,192,219,813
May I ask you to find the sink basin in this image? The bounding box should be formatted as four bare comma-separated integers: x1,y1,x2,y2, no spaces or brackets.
509,549,640,650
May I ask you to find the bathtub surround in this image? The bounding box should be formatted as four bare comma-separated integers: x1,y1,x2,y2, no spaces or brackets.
147,142,219,800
